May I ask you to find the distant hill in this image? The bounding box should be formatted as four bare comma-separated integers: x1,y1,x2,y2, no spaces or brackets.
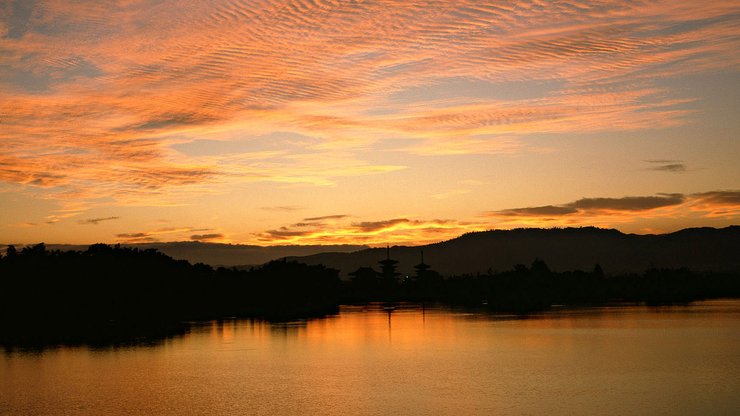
288,226,740,278
12,226,739,275
39,242,368,267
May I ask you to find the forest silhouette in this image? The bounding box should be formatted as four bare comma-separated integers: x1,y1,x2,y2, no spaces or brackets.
1,241,739,347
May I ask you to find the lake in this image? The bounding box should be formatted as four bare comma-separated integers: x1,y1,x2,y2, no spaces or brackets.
2,300,740,415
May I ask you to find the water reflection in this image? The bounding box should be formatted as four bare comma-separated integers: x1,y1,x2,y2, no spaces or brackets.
2,325,192,355
187,300,740,352
2,300,740,416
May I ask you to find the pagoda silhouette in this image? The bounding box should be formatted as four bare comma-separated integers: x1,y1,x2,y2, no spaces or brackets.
378,245,400,294
413,249,441,300
414,250,430,279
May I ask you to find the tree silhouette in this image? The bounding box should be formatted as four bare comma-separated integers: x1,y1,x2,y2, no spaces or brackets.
1,242,738,348
349,266,379,301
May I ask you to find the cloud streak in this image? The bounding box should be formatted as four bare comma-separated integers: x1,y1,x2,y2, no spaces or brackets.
115,226,224,243
258,217,488,246
78,216,120,225
257,190,740,244
303,214,349,222
485,191,740,229
688,191,740,218
645,160,688,173
190,233,224,242
489,193,688,218
1,0,738,211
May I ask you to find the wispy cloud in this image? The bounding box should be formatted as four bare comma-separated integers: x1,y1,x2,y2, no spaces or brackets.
1,0,738,211
190,233,224,242
485,191,739,228
257,217,488,246
115,232,158,243
303,214,349,222
77,216,120,225
10,212,79,227
645,160,688,173
495,205,579,217
488,194,686,217
571,194,686,212
688,191,740,218
104,189,739,245
115,226,222,243
491,194,687,218
260,206,304,212
650,164,688,173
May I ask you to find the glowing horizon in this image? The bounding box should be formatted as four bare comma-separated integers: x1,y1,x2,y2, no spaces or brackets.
1,0,738,246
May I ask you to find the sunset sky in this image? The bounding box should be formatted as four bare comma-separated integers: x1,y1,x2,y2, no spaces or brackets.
1,0,739,246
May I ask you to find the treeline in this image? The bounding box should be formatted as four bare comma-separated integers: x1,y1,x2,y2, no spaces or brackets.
346,259,740,312
1,244,739,347
0,244,340,346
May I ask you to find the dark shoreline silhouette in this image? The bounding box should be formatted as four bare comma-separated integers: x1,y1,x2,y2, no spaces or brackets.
0,243,341,348
1,237,739,349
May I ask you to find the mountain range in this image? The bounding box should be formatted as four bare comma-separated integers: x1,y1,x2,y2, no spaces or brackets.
12,226,739,277
288,226,740,278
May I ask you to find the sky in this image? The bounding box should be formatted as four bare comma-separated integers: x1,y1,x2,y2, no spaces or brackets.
1,0,739,247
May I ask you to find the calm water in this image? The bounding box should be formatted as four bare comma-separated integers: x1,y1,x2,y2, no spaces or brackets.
2,300,740,415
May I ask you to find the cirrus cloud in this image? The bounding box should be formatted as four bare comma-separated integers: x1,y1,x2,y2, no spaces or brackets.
1,0,738,209
2,1,739,245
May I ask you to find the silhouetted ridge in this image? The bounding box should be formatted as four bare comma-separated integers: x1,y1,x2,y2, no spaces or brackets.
290,226,740,277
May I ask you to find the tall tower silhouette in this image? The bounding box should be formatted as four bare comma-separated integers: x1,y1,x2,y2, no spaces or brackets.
378,245,400,287
414,250,430,279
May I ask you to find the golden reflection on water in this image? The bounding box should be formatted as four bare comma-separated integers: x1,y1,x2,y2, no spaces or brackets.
2,300,740,416
204,301,740,349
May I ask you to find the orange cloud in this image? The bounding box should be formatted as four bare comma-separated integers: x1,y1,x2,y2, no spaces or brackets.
687,191,740,218
115,226,226,244
190,233,224,242
2,0,738,227
254,191,739,245
257,217,489,246
78,216,120,225
485,191,740,228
